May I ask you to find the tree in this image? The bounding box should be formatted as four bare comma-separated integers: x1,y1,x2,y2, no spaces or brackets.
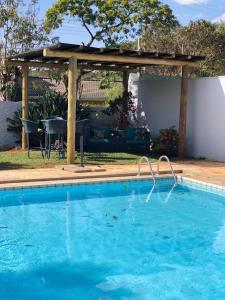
45,0,178,96
45,0,178,48
142,20,225,77
0,0,48,101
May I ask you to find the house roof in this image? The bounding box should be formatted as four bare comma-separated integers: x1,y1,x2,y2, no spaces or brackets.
6,42,205,71
28,77,114,102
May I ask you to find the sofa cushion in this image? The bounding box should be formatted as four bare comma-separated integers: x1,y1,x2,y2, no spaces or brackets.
93,129,105,139
90,138,109,143
134,128,146,140
91,127,110,139
125,127,135,140
127,139,145,144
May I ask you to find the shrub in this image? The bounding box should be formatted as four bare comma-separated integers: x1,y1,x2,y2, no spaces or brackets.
104,92,137,129
153,126,179,157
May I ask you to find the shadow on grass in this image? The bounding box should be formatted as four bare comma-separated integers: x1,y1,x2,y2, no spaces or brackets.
85,153,139,163
0,162,26,170
84,152,157,164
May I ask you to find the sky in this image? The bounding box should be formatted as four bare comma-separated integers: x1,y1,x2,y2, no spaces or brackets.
38,0,225,46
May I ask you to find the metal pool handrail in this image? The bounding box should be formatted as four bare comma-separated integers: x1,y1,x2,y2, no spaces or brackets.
137,156,156,185
157,155,176,182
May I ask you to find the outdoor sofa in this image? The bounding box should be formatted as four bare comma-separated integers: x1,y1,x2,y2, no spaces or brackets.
84,126,151,153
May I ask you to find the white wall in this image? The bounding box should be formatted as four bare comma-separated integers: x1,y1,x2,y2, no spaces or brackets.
132,76,225,161
187,77,225,161
0,101,21,149
137,78,181,135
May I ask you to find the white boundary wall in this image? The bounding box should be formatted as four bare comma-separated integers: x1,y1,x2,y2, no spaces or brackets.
0,101,21,149
130,75,225,161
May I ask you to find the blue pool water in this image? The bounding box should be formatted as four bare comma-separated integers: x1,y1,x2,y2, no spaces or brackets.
1,180,225,300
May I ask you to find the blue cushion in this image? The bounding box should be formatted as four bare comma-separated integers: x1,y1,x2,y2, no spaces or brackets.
125,128,135,140
127,140,145,144
91,127,110,139
90,138,109,144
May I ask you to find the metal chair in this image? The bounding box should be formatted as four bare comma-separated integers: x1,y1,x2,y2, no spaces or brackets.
43,118,67,159
20,118,39,158
41,117,64,159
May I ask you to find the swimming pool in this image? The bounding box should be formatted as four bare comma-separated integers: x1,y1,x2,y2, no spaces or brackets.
0,178,225,300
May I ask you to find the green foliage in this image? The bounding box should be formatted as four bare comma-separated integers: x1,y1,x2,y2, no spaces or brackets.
0,0,48,101
98,71,122,89
97,70,123,103
106,84,123,102
7,89,91,135
153,127,178,157
0,73,22,102
104,92,137,129
45,0,178,47
0,0,48,55
142,20,225,77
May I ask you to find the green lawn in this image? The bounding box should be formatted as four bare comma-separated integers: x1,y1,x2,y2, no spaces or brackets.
0,150,156,170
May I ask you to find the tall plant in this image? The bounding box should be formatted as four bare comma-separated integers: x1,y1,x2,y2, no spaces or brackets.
104,92,137,129
7,89,91,136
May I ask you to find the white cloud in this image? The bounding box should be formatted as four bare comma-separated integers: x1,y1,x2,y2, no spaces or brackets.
174,0,208,5
213,13,225,23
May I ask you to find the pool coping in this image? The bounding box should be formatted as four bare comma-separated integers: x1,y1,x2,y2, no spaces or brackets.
177,176,225,194
0,169,183,185
1,174,225,195
0,175,173,191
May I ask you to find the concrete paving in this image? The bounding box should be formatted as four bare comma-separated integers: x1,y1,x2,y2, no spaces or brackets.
0,160,225,189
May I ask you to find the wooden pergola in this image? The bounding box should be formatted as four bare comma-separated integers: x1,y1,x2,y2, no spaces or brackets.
4,43,205,164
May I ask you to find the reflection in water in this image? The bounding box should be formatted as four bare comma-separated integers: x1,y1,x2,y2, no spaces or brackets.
146,182,177,204
213,219,225,253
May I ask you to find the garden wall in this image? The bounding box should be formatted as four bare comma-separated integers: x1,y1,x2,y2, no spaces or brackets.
132,75,225,161
0,101,21,149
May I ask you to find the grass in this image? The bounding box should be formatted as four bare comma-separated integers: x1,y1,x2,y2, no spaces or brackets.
0,150,156,170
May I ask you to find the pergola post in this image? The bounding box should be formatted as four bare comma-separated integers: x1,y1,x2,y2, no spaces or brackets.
178,66,189,159
67,57,77,164
122,71,129,95
22,65,29,150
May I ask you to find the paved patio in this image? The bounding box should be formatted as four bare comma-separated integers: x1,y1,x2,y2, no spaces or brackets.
0,160,225,189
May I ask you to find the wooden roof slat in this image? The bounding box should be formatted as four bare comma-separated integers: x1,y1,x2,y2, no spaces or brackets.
6,42,205,69
43,47,201,67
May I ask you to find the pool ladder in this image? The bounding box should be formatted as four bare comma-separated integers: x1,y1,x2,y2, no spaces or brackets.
137,156,156,185
137,155,176,183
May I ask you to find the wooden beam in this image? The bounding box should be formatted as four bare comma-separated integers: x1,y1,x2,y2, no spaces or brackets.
22,65,29,150
67,57,77,164
43,48,199,67
4,58,68,69
178,66,189,159
79,64,136,72
5,58,138,72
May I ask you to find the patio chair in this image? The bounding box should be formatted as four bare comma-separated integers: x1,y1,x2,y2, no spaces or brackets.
20,118,39,158
43,118,67,159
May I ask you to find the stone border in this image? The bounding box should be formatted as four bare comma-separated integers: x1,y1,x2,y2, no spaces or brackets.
177,176,225,195
1,175,225,196
0,175,173,192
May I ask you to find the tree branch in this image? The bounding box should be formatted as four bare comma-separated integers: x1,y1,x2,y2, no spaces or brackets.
81,16,96,47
